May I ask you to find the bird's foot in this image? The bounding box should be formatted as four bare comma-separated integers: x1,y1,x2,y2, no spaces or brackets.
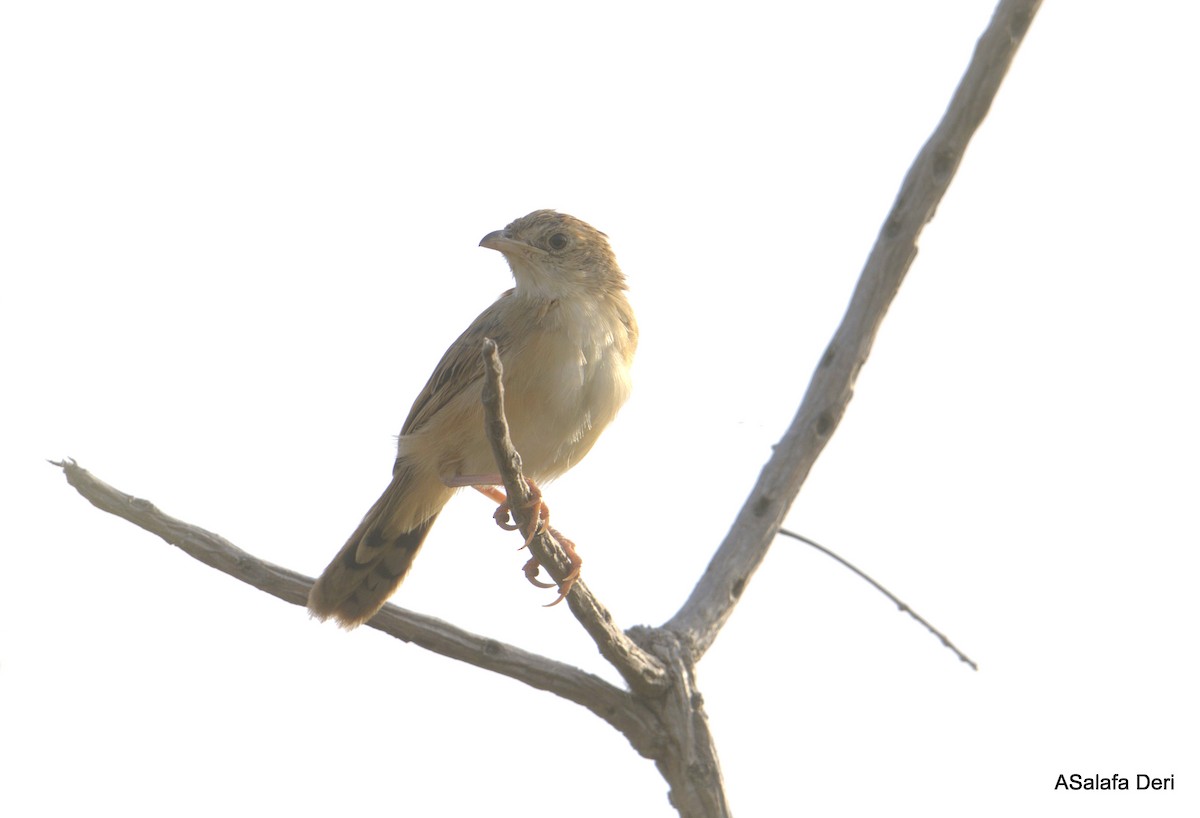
475,479,548,546
522,528,582,607
471,481,577,605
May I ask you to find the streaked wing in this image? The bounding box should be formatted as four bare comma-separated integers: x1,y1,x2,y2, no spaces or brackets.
399,289,516,438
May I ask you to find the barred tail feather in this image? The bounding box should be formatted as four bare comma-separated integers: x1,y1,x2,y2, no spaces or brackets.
308,470,446,627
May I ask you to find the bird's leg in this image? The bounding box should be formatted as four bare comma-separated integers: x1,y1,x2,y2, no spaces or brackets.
467,479,549,546
445,474,530,533
469,484,521,531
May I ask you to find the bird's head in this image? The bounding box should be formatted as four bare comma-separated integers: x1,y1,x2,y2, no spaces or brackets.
479,210,625,299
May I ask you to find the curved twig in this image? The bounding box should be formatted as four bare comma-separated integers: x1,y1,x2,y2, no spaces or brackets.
779,528,978,670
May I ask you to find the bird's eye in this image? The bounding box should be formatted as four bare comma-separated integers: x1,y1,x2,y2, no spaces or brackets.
547,232,570,251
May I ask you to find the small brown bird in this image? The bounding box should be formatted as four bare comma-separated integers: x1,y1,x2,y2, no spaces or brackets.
308,210,638,627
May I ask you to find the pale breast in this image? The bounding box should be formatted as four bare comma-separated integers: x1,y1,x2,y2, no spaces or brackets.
398,292,634,487
497,297,633,481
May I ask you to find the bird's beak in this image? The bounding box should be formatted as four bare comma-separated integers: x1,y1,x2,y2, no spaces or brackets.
479,230,546,256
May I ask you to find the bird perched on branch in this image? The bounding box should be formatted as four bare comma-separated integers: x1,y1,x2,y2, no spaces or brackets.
308,210,638,627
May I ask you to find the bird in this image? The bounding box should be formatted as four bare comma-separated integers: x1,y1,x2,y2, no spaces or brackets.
307,210,638,628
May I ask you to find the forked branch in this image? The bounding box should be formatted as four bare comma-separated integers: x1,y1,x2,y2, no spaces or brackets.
54,2,1043,814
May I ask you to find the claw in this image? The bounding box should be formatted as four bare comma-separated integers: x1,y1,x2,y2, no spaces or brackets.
493,503,520,531
474,482,543,536
522,557,557,588
523,527,582,606
487,479,548,545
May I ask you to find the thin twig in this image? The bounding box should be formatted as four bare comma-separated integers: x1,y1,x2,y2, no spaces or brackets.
479,339,671,697
665,0,1042,660
778,528,978,670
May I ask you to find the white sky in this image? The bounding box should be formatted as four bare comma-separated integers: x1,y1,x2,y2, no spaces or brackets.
3,2,1198,816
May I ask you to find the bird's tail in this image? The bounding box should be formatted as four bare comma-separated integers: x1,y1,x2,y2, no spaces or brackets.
308,470,446,628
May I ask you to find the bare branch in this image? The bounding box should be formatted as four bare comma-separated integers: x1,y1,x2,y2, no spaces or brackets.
479,340,672,698
666,0,1043,658
49,458,660,745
